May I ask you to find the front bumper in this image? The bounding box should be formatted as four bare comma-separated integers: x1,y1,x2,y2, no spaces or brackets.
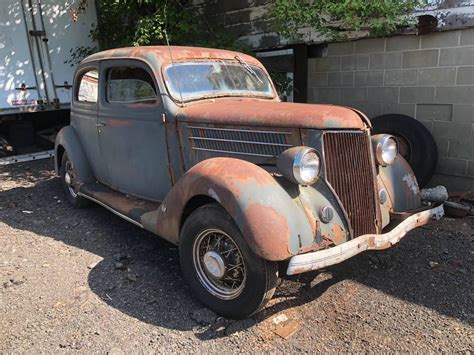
286,203,444,275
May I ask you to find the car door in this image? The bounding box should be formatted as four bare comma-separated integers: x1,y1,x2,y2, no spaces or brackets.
71,64,109,182
97,59,171,201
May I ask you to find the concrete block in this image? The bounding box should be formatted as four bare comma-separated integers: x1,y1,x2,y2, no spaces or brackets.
460,28,474,46
448,139,474,160
328,72,354,86
354,38,385,54
433,121,472,141
399,87,435,103
226,23,253,37
418,67,456,86
354,71,384,86
435,86,474,104
440,47,474,66
308,72,328,87
380,103,415,117
421,31,460,48
340,88,367,102
468,161,474,177
225,9,252,25
386,35,419,52
452,105,474,123
338,102,381,118
416,104,452,121
402,49,438,68
384,69,417,86
369,53,402,69
430,173,474,190
456,66,474,85
327,42,355,56
314,57,341,72
341,55,369,70
436,158,467,176
433,138,449,158
368,87,398,103
313,88,339,103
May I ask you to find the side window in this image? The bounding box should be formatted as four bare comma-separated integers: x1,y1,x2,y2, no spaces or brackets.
107,67,157,103
77,69,98,103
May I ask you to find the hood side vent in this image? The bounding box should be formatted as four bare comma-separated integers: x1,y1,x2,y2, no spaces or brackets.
188,125,293,158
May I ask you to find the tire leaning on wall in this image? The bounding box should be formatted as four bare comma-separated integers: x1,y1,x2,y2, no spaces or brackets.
371,114,438,188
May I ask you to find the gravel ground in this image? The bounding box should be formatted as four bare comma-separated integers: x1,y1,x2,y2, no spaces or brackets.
1,159,473,353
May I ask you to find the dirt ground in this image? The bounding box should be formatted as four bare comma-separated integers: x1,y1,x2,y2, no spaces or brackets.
1,159,473,353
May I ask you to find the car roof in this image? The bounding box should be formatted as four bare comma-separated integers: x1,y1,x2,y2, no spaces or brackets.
81,46,262,68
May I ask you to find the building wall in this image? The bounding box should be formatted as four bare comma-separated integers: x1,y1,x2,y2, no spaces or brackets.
308,29,474,190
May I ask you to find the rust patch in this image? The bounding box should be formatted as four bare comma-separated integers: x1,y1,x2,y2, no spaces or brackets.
176,99,365,130
243,203,292,261
331,224,346,245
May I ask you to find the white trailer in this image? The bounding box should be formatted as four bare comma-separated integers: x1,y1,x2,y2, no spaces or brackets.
0,0,96,158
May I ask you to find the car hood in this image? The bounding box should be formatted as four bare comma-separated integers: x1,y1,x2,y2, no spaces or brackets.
176,99,369,129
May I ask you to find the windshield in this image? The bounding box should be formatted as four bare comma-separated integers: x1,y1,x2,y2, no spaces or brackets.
164,61,274,102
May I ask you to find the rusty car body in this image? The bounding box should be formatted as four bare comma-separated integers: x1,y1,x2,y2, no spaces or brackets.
55,46,444,319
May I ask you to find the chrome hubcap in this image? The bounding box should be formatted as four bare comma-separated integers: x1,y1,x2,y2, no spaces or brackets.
203,251,226,279
193,228,246,300
64,160,78,198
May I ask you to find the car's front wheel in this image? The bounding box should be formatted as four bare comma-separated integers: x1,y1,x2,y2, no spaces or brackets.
179,203,278,319
60,152,90,208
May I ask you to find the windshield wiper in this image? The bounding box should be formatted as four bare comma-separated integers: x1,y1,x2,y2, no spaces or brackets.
234,55,264,84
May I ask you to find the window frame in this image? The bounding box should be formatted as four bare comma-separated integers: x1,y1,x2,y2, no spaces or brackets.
74,66,99,105
105,66,158,104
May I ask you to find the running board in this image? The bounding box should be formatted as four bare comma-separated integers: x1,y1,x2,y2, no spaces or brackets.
78,182,161,229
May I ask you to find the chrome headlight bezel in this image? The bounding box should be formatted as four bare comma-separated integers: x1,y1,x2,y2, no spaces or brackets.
277,146,321,185
372,134,398,166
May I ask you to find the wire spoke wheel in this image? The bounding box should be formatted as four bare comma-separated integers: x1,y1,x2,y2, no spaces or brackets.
192,228,246,300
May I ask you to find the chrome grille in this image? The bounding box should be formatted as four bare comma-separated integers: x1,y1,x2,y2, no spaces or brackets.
323,131,379,238
188,126,293,158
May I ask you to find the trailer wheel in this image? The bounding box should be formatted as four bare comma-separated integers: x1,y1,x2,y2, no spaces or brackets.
60,152,90,208
371,114,438,188
179,203,278,319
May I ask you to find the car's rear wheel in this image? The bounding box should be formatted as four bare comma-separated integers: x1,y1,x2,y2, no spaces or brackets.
60,152,90,208
179,203,278,319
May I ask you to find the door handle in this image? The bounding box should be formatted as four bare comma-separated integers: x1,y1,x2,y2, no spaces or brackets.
96,122,106,127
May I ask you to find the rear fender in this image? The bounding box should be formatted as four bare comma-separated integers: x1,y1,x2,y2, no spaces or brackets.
54,126,94,185
155,158,315,261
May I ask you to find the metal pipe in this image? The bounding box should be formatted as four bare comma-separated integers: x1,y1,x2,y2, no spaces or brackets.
20,0,40,102
26,0,50,103
37,0,58,102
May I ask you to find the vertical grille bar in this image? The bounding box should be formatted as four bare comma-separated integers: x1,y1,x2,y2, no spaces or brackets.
323,131,379,238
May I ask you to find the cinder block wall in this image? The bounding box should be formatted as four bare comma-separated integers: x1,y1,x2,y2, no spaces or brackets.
308,29,474,191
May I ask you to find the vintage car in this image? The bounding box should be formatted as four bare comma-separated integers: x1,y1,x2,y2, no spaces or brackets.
55,46,444,319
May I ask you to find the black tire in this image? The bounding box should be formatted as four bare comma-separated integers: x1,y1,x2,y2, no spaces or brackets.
371,114,438,188
179,203,278,319
60,152,90,208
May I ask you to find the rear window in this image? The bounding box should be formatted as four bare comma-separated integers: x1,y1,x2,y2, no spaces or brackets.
107,67,157,103
77,69,98,103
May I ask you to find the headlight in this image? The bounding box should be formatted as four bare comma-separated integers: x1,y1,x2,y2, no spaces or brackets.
277,146,321,185
372,134,398,166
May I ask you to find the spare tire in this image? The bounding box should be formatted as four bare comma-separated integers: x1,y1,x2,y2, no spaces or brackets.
371,114,437,188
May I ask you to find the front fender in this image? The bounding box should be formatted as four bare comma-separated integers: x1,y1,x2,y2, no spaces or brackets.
54,126,94,185
155,158,315,261
378,156,421,212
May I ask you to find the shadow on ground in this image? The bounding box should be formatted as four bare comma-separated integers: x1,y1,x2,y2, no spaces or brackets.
1,160,472,339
